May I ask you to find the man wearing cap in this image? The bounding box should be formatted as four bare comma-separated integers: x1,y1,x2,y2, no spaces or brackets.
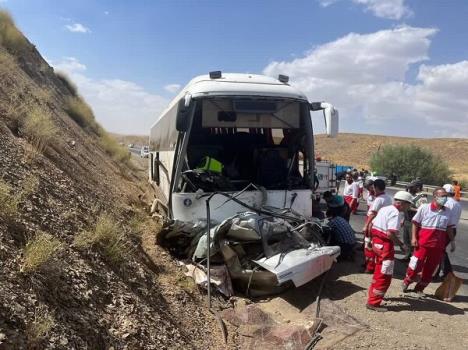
362,179,393,273
439,184,462,277
343,173,360,215
323,191,351,221
401,182,428,261
366,191,412,312
402,188,456,294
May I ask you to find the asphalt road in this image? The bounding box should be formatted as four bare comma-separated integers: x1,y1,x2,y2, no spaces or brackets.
347,186,468,297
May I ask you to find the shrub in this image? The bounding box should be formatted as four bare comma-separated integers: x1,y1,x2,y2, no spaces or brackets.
20,175,39,200
21,233,62,273
55,71,78,96
100,132,131,164
27,305,55,342
0,180,19,220
0,10,27,52
64,96,99,133
22,107,57,154
74,214,130,264
369,144,452,185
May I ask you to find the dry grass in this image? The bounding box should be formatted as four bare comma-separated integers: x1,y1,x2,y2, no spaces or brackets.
55,71,78,96
0,10,27,52
64,96,99,133
20,175,39,200
74,214,130,264
100,132,132,165
22,107,57,155
27,305,55,342
21,232,62,273
0,180,19,220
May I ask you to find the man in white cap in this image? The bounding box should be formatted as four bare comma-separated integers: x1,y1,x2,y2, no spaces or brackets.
439,183,462,277
366,191,412,312
402,188,456,294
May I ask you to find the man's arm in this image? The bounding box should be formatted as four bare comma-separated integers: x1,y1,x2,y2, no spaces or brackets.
388,231,405,252
447,226,456,252
362,212,376,235
411,222,419,249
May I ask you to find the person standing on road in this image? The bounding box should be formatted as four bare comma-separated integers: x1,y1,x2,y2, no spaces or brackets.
366,191,412,312
343,173,360,215
401,182,428,261
362,179,393,273
402,188,456,294
439,184,462,277
452,180,462,201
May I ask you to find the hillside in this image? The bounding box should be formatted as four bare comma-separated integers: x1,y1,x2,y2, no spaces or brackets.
0,11,226,349
315,133,468,182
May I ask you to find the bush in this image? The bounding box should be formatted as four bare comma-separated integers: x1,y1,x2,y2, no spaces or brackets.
55,71,78,96
100,132,131,165
21,233,62,273
0,10,27,52
74,214,130,264
22,107,57,154
370,144,452,185
64,96,99,133
0,180,19,220
27,305,55,342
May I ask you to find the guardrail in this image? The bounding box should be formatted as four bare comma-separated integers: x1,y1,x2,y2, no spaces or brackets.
392,181,467,198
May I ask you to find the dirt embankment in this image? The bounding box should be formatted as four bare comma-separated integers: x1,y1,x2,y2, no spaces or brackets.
315,133,468,182
0,12,227,349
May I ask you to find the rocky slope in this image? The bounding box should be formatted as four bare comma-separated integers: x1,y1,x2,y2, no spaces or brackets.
0,12,226,349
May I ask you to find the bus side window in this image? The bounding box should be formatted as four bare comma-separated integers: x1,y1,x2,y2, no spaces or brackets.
151,152,160,185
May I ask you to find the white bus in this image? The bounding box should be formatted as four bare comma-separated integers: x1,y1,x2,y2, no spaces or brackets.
149,72,338,223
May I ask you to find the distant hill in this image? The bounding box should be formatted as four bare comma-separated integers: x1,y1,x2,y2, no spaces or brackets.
315,133,468,183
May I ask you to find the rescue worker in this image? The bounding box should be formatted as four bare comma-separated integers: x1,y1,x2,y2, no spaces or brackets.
401,181,427,261
439,184,462,277
365,179,375,212
343,173,360,215
366,191,413,312
402,188,456,294
362,179,392,273
452,180,462,201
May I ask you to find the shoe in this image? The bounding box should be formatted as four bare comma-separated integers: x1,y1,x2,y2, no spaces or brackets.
366,304,388,312
401,282,410,293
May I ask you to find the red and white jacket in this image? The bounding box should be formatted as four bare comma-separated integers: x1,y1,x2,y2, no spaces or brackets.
412,202,455,249
371,205,403,241
367,192,392,217
343,181,359,200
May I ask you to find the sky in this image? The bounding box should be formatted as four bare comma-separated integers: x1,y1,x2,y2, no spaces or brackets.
1,0,468,137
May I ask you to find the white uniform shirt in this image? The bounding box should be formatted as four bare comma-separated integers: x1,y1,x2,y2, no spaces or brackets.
366,193,375,216
369,193,392,214
372,205,403,237
445,197,462,228
343,181,359,199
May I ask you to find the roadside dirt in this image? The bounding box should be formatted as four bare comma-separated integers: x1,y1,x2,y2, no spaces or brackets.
215,232,468,350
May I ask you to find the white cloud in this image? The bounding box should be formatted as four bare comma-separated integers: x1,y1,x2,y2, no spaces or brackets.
353,0,412,20
164,84,181,94
51,57,168,135
264,26,468,137
53,56,86,72
65,23,91,34
317,0,412,20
